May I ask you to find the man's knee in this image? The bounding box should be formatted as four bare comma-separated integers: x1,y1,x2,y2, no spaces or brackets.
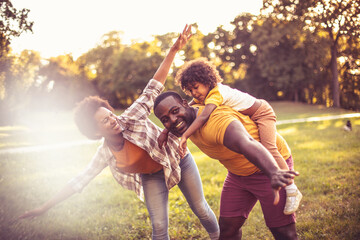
269,223,298,240
219,216,246,239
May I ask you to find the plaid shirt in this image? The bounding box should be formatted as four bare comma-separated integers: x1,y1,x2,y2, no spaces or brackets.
68,79,184,201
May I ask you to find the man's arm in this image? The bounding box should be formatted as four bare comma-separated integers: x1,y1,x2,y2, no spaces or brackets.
223,120,299,204
152,24,192,85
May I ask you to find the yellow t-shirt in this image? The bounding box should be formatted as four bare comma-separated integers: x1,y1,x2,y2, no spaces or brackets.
110,140,163,174
189,105,291,176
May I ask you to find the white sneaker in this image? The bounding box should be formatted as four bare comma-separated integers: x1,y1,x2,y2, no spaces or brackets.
284,189,303,215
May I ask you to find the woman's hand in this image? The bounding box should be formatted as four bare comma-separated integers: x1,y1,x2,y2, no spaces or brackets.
171,24,192,52
18,206,47,220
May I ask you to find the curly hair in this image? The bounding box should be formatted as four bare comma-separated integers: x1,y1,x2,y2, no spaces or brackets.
73,96,114,140
175,58,223,95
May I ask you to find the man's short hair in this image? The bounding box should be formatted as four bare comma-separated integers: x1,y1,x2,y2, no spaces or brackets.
154,91,183,111
74,96,114,140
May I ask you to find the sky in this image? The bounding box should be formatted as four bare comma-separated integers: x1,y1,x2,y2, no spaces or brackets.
11,0,262,59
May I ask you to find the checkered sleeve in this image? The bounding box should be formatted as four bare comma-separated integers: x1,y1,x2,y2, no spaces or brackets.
121,79,164,120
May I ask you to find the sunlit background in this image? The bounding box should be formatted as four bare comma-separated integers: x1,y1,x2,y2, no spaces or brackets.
1,1,360,239
11,0,262,58
1,0,263,151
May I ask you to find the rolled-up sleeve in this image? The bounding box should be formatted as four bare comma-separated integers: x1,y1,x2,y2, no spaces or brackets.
121,79,164,120
68,146,108,193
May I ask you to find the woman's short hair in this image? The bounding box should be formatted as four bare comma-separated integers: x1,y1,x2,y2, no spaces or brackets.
74,96,114,140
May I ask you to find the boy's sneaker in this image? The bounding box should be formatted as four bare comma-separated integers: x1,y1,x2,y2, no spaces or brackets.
284,189,303,215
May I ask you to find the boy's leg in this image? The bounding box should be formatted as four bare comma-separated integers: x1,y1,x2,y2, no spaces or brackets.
283,156,302,215
251,100,289,170
252,100,302,215
177,153,220,239
141,170,170,240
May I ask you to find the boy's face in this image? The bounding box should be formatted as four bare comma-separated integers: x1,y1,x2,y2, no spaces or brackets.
186,82,211,102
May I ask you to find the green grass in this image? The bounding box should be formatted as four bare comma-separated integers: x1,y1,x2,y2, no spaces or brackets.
0,102,359,239
270,101,354,120
0,110,86,149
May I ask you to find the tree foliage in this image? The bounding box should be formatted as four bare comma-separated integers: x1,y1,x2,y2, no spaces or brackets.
0,0,33,56
1,2,360,124
0,0,33,112
262,0,360,107
35,54,96,109
0,50,40,123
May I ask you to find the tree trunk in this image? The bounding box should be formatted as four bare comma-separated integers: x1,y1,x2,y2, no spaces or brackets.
294,89,299,102
330,44,340,108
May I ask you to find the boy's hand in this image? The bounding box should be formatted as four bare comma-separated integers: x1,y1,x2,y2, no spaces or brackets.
158,131,169,148
177,137,188,159
172,24,192,52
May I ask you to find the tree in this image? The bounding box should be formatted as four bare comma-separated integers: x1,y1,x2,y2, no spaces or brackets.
339,36,360,110
207,13,333,105
81,31,192,108
262,0,360,107
251,16,331,103
209,14,259,96
0,50,40,123
0,0,33,59
36,54,96,109
78,31,124,106
0,0,33,118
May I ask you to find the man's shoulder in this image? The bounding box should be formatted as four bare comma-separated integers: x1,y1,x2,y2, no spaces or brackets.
193,106,238,140
194,104,239,121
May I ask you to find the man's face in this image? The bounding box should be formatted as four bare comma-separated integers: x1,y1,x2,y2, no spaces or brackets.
154,96,195,137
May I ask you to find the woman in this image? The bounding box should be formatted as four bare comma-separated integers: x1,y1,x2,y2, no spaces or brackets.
18,25,219,240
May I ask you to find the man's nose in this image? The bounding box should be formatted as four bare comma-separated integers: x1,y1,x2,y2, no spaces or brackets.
169,115,177,123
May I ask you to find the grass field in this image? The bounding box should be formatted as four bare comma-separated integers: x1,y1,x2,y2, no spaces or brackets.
0,101,359,239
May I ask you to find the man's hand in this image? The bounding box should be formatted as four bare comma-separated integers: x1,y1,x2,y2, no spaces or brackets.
271,170,299,205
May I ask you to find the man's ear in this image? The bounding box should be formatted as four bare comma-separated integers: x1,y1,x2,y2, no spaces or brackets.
181,99,190,107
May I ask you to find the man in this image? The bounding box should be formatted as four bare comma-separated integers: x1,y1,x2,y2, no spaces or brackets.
154,91,299,239
18,25,220,240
